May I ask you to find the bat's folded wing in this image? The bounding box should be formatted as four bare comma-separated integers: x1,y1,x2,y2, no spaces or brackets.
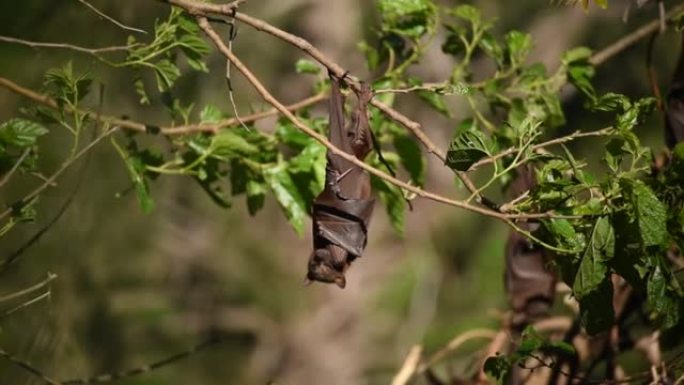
313,198,375,257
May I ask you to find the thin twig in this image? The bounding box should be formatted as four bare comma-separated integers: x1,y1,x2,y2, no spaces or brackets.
0,336,221,385
0,347,63,385
0,148,30,188
61,336,220,384
589,2,684,66
0,127,117,222
2,291,51,318
417,329,497,373
76,0,147,34
0,76,325,135
469,127,613,171
195,17,566,221
0,272,57,303
0,35,137,54
391,345,423,385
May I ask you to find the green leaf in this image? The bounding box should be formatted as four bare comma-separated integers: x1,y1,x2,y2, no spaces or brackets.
200,104,223,123
295,59,321,75
263,164,307,236
378,0,434,39
153,59,181,91
394,133,425,186
246,179,266,215
451,4,481,24
561,47,592,65
543,219,583,253
445,118,490,171
210,131,259,158
44,61,92,104
112,139,155,213
579,276,614,335
573,216,614,298
620,179,667,248
504,30,531,65
0,119,48,148
647,263,682,328
134,78,150,105
483,355,511,385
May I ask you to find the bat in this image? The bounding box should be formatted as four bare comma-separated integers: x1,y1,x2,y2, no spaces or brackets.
306,73,375,288
504,164,556,328
666,31,684,150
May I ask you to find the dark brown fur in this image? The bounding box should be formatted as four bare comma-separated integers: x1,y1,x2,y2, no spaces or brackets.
306,74,375,288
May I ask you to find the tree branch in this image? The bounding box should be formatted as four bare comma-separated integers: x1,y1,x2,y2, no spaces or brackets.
76,0,147,34
589,2,684,66
0,35,137,54
0,77,325,135
195,17,562,221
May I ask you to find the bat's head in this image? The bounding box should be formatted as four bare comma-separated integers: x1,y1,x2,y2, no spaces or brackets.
306,247,348,288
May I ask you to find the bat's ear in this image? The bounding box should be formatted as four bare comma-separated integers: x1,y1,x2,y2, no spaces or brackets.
303,276,313,286
334,276,346,289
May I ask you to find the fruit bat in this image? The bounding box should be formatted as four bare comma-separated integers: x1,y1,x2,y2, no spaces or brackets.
504,164,556,328
306,74,375,289
666,31,684,149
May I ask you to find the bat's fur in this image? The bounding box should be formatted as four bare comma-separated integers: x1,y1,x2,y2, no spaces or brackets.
306,74,375,288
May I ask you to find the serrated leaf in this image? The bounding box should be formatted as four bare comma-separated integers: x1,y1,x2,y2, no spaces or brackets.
451,4,481,24
263,164,307,236
543,218,583,252
0,119,48,148
573,216,614,298
153,59,181,91
200,104,223,123
504,30,531,65
620,179,667,248
445,118,490,171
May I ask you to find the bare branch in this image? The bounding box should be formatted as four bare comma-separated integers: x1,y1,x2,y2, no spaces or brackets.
469,127,614,171
195,16,565,221
589,3,684,66
0,127,117,222
0,347,63,385
417,329,497,373
0,76,325,135
391,345,423,385
0,35,137,54
0,272,57,303
0,336,221,385
0,148,30,188
76,0,147,34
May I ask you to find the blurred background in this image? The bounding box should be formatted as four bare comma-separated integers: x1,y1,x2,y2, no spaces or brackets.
0,0,679,384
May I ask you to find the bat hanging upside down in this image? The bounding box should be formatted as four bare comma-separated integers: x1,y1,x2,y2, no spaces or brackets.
306,73,375,288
